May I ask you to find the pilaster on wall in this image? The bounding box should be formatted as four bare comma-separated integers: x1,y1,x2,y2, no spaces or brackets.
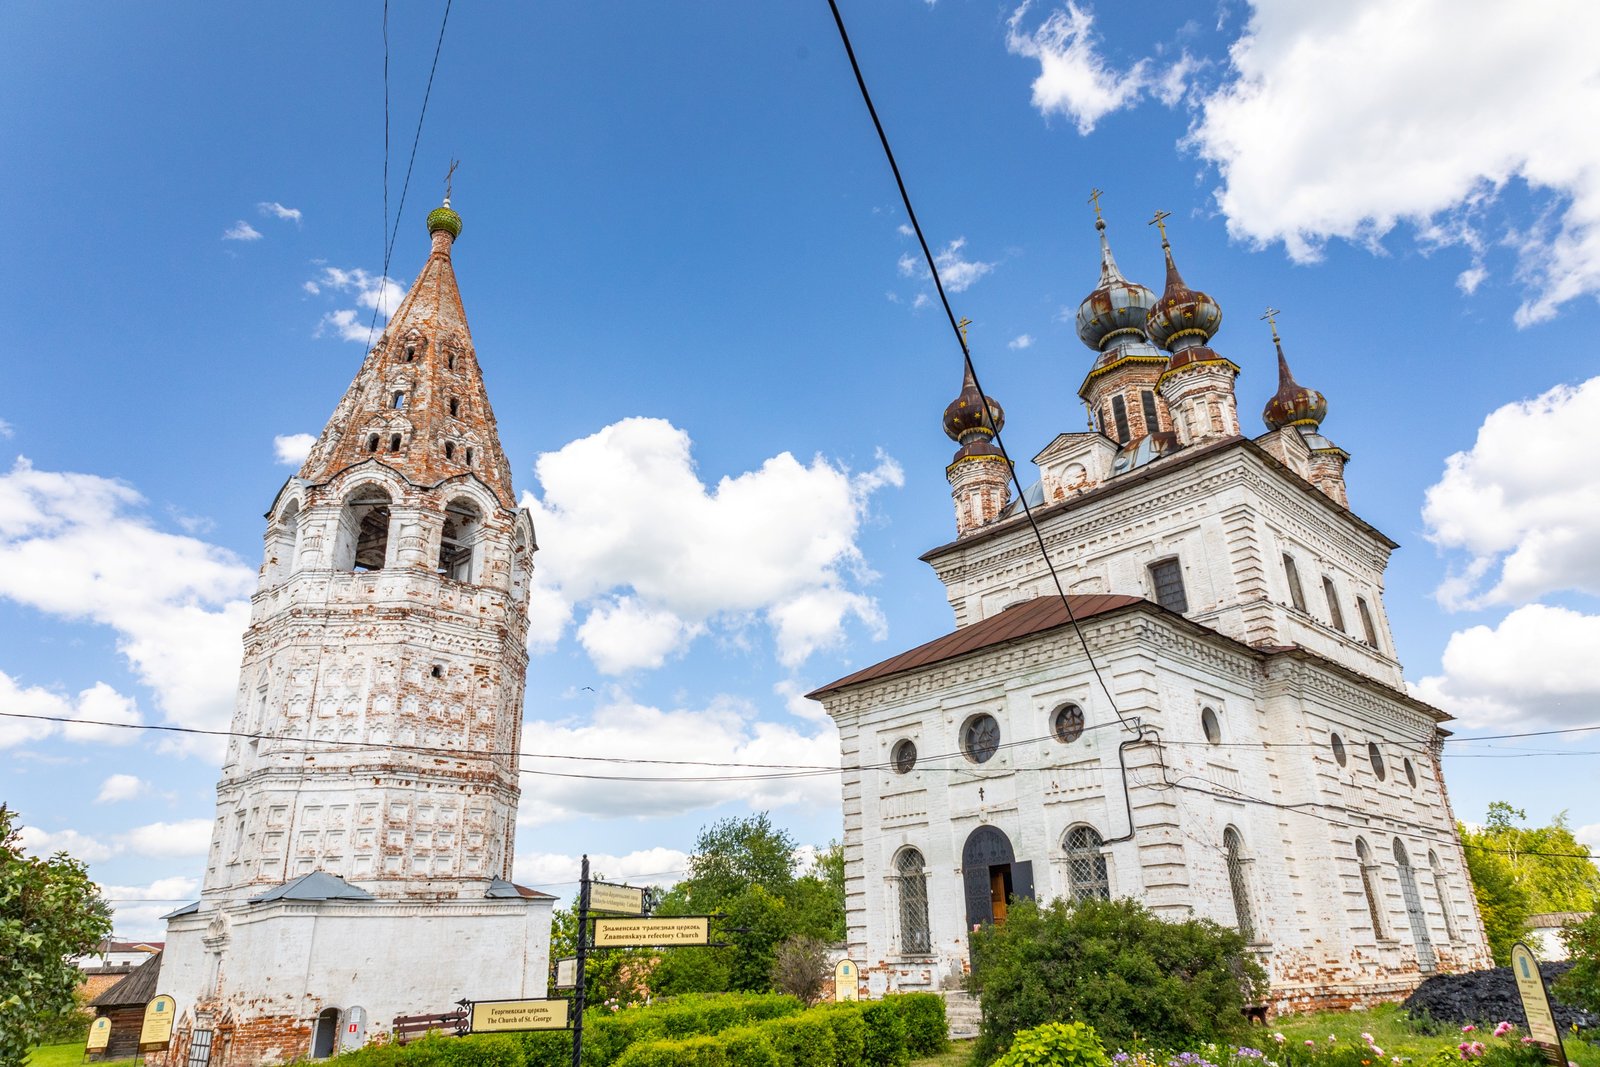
1222,503,1276,646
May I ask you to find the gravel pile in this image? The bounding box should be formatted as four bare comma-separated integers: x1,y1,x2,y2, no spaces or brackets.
1402,962,1598,1032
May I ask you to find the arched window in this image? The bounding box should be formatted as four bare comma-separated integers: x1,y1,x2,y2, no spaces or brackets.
1394,838,1436,972
1330,732,1348,767
312,1007,341,1059
510,527,530,602
1148,558,1189,613
366,434,379,453
392,392,406,409
895,848,931,954
1110,394,1131,444
1282,554,1307,611
444,441,455,460
335,486,393,572
449,397,460,417
1323,575,1346,631
1355,836,1385,939
388,433,402,453
1064,825,1110,901
1429,850,1458,942
1223,827,1254,941
1368,742,1387,781
465,446,475,467
266,499,301,585
1140,390,1160,435
437,498,484,582
1201,706,1222,745
1356,597,1379,646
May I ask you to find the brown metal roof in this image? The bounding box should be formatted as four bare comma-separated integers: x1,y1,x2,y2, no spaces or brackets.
807,593,1143,698
91,950,162,1008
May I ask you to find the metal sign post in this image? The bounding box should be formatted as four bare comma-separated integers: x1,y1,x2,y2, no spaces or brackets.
570,855,589,1067
1510,942,1568,1067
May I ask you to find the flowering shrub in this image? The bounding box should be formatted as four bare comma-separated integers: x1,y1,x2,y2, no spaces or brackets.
994,1021,1113,1067
1110,1019,1551,1067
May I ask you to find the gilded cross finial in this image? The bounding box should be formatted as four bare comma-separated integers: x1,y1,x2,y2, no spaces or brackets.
1148,209,1172,244
1088,187,1105,222
1260,306,1282,343
444,159,460,203
957,316,972,351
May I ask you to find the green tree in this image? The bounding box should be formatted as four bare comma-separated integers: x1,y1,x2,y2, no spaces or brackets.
0,805,113,1067
1470,803,1600,912
669,814,797,911
1554,912,1600,1013
967,896,1265,1060
1459,829,1533,966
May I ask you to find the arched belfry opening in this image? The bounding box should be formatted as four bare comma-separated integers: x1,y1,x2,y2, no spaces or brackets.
962,825,1033,930
438,498,484,583
335,486,394,572
266,499,301,585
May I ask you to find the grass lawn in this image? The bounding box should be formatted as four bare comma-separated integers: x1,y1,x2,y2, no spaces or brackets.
26,1042,138,1067
1270,1004,1598,1067
913,1038,977,1066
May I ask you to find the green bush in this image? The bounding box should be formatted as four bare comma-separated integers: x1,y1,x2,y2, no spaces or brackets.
442,1035,524,1067
858,1000,909,1067
1555,912,1600,1013
814,1006,866,1063
761,1012,838,1067
884,993,946,1057
992,1021,1111,1067
969,897,1266,1060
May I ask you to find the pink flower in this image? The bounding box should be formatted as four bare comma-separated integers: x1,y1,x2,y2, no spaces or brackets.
1273,1034,1286,1044
1306,1041,1316,1048
1371,1048,1383,1057
1493,1022,1513,1038
1461,1026,1475,1034
1362,1034,1375,1044
1521,1037,1535,1045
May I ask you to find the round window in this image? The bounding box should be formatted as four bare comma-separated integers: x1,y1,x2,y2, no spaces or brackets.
1368,742,1387,781
1053,703,1085,744
1403,757,1417,788
1201,706,1222,745
1331,732,1347,767
962,713,1001,764
892,739,917,775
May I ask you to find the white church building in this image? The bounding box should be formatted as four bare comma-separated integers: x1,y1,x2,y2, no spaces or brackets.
159,201,553,1067
809,210,1492,1010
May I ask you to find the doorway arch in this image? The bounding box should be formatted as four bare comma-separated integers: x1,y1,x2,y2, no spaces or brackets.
961,825,1033,930
312,1007,340,1059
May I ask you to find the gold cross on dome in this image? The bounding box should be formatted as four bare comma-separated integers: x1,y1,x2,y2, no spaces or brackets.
1148,209,1172,243
1260,306,1282,342
957,317,972,351
1087,187,1105,221
444,158,460,201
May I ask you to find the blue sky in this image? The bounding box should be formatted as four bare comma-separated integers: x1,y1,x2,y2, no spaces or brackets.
4,1,1599,936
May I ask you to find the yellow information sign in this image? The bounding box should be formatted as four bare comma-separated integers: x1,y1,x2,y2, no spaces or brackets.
1510,942,1567,1066
470,999,570,1033
592,916,711,948
588,881,645,915
139,995,176,1050
833,959,859,1002
86,1017,112,1052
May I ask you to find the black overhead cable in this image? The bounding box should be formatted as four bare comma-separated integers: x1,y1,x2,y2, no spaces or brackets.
825,0,1135,736
364,0,454,350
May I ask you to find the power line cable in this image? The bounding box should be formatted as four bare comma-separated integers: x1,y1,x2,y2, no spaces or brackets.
824,0,1137,739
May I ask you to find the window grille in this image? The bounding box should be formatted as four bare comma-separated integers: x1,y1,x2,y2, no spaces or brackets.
1282,554,1307,611
1322,576,1346,631
1111,395,1131,444
1052,703,1085,744
1223,827,1254,941
1394,839,1436,973
892,739,917,775
1429,850,1458,942
962,714,1000,764
896,848,931,953
1140,390,1160,434
187,1030,214,1067
1356,837,1385,939
1064,826,1110,900
1149,559,1189,613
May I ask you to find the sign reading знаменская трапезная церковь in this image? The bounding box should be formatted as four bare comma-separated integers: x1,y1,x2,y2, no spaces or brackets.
591,916,711,948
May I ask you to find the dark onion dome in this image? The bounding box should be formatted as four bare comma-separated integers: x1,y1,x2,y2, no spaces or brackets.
944,363,1005,460
1262,339,1328,430
1075,218,1156,352
1146,230,1222,352
427,197,463,239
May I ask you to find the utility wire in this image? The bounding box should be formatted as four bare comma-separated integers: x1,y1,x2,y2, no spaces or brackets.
824,0,1137,738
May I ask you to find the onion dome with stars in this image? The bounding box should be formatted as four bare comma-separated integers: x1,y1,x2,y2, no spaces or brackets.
1146,216,1223,355
1262,318,1328,431
1075,209,1156,353
944,359,1006,465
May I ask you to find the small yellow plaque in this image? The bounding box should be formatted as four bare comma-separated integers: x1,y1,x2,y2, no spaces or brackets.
470,999,570,1033
1510,942,1566,1065
588,882,645,916
86,1017,112,1051
592,916,711,948
834,959,859,1002
139,995,176,1050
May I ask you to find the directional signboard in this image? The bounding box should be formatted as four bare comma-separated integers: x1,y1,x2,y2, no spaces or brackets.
588,881,645,915
554,956,577,990
1510,942,1567,1066
139,995,176,1051
592,916,711,948
470,998,571,1033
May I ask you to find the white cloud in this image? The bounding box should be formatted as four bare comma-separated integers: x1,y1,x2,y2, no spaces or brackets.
1005,2,1154,133
257,201,302,223
521,418,901,672
1411,604,1600,731
17,825,116,863
898,238,997,295
222,220,262,242
96,774,147,804
510,847,689,893
897,224,914,237
302,281,320,295
98,876,202,939
1009,334,1034,350
773,678,828,725
1422,377,1600,608
0,458,255,754
0,670,143,749
912,293,932,310
1189,0,1600,324
0,419,13,439
272,432,316,467
517,695,840,826
120,819,213,858
313,267,405,343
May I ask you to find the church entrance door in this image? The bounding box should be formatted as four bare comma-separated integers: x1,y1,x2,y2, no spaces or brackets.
962,825,1033,930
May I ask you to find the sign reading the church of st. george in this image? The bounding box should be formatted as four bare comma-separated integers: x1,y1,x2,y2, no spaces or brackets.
469,998,571,1033
1510,942,1567,1067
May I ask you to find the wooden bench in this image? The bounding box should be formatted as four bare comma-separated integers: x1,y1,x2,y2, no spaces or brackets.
392,1010,468,1044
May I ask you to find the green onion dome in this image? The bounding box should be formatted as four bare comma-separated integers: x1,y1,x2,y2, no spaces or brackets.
427,200,463,240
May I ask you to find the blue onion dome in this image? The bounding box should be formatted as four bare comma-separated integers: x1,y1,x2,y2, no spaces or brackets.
1262,340,1327,430
1146,231,1222,352
1076,218,1156,352
944,363,1005,457
427,197,463,239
